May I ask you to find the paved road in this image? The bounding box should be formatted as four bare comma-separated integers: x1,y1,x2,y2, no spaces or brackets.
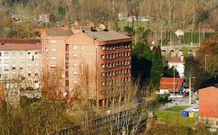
161,95,198,111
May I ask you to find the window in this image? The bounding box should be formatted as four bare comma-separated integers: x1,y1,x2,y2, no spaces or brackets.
35,52,38,54
20,59,25,63
73,71,78,75
50,65,56,68
28,73,31,77
50,56,56,60
73,80,78,84
65,71,69,77
65,80,69,86
50,48,56,52
101,55,105,59
35,66,39,70
4,52,9,56
73,46,77,49
12,51,16,56
4,67,9,71
0,52,2,56
73,54,78,57
73,63,78,67
34,80,39,83
4,59,9,64
102,81,105,86
50,40,56,43
12,66,16,70
65,44,69,51
28,65,32,70
35,57,39,61
27,52,31,54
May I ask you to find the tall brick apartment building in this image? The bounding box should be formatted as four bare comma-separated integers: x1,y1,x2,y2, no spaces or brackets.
37,28,132,108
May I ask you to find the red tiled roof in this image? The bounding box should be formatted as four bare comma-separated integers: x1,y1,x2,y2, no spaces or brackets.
0,43,41,51
168,56,184,63
159,77,184,92
199,86,218,118
0,39,41,44
0,39,41,51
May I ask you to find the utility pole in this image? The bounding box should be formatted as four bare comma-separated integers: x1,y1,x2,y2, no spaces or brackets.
189,76,195,105
94,35,98,109
189,76,191,105
173,67,176,95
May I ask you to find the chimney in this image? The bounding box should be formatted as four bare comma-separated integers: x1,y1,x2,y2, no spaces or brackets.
90,26,97,32
181,56,184,62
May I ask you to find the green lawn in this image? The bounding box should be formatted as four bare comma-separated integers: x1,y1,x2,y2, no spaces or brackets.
157,106,195,128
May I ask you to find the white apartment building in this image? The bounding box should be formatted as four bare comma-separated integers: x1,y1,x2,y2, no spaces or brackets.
0,39,41,89
168,56,185,77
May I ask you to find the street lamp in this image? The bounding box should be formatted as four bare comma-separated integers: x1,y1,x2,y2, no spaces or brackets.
94,35,98,109
189,76,195,105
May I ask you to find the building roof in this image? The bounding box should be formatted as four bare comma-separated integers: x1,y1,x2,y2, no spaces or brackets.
199,86,218,92
159,77,184,92
168,56,184,63
199,86,218,118
45,29,73,36
0,39,41,44
0,39,41,51
84,30,131,42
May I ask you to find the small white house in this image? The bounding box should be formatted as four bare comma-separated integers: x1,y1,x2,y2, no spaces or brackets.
168,56,185,77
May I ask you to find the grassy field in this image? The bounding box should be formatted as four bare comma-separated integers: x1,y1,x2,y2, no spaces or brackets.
157,106,195,128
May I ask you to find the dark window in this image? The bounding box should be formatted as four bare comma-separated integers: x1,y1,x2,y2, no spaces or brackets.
65,80,69,86
65,71,69,77
65,44,69,51
99,100,103,107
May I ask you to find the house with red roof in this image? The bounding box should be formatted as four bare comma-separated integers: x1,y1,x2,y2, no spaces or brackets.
199,86,218,131
159,77,184,94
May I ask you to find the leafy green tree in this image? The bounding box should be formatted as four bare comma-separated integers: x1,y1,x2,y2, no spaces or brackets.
58,6,66,20
182,46,189,57
185,56,208,89
197,37,218,75
132,41,163,92
162,66,179,78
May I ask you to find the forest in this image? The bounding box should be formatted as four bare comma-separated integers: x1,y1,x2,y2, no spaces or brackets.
0,0,217,38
